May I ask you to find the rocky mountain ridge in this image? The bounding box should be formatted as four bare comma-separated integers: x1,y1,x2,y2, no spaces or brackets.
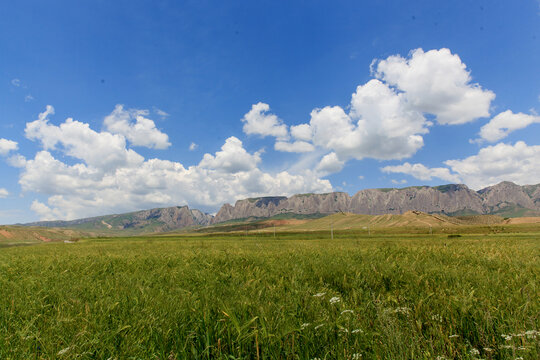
212,182,540,223
21,181,540,232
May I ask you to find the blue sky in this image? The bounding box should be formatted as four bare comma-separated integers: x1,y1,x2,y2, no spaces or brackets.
1,0,539,223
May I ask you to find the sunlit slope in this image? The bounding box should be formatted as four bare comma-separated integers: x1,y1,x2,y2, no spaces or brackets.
274,211,540,232
0,226,87,245
275,211,451,231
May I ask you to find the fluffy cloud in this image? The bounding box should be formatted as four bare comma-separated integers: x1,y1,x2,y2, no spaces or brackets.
11,79,21,87
374,48,495,125
381,142,540,190
12,106,331,220
0,188,8,198
290,124,312,141
25,106,143,172
316,152,345,175
30,200,63,221
274,140,315,153
444,141,540,189
0,138,18,156
19,149,330,220
269,48,494,165
381,162,461,183
305,80,427,161
103,104,171,149
241,102,288,139
189,142,198,151
199,137,261,173
477,110,540,142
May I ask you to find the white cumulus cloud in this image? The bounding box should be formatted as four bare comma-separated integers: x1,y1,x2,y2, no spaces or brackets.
199,136,261,173
274,140,315,153
189,142,198,151
11,107,332,220
241,102,288,139
444,141,540,189
381,162,461,183
305,79,428,161
316,152,345,175
0,188,9,198
104,104,171,149
0,138,18,156
374,48,495,125
290,124,312,141
381,141,540,190
25,106,143,172
477,110,540,142
266,48,494,166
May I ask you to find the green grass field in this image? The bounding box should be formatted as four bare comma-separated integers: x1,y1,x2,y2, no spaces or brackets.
1,232,539,359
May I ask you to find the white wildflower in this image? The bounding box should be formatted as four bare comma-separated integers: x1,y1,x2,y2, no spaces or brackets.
394,307,411,315
313,292,326,297
338,327,349,333
314,324,324,330
525,329,538,339
514,357,523,360
435,357,447,360
469,348,479,356
431,314,443,322
501,334,512,341
341,309,354,315
517,346,526,351
57,347,70,356
329,296,341,304
449,334,460,338
352,354,362,359
351,329,363,334
501,345,514,349
483,347,493,352
301,323,311,330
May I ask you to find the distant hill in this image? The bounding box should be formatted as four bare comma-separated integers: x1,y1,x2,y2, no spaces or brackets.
23,206,213,234
0,226,87,246
180,210,540,235
213,181,540,223
273,211,539,233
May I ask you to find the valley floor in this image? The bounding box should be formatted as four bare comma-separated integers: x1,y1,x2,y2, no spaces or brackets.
0,232,539,359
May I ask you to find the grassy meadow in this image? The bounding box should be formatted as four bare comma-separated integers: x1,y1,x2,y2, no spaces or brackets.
0,232,539,359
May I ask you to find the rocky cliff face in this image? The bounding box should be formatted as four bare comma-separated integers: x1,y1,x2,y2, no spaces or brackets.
212,182,540,223
212,193,351,223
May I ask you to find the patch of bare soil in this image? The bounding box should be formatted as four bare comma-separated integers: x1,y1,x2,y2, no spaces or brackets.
263,219,310,226
33,233,53,242
0,229,14,238
505,217,540,224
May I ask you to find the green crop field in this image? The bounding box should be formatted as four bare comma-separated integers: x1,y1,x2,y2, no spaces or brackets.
1,232,539,359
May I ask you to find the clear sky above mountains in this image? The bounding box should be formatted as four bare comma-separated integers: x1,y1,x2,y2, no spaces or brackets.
1,0,539,223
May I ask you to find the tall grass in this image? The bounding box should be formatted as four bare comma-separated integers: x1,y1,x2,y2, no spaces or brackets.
0,233,538,359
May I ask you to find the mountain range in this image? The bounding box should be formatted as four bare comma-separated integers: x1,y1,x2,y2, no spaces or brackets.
21,181,540,233
24,206,213,234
